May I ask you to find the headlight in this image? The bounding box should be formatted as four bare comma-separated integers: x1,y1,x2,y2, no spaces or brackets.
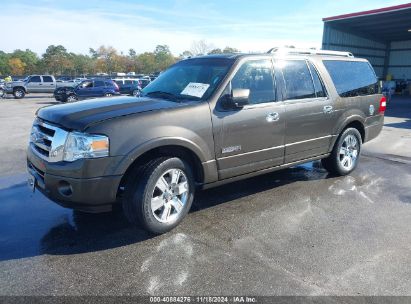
63,132,109,162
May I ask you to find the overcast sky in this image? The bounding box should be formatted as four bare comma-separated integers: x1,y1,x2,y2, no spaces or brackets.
1,0,408,56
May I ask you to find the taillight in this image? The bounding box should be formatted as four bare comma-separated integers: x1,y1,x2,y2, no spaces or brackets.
379,96,387,113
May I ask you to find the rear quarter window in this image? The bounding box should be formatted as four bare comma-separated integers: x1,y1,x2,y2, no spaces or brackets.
323,60,378,97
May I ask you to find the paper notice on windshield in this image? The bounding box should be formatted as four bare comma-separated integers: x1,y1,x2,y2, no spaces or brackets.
181,82,210,98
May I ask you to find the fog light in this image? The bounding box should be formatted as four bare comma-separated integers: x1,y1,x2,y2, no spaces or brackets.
58,181,73,197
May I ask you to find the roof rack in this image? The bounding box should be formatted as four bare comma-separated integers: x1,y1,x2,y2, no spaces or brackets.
267,47,354,58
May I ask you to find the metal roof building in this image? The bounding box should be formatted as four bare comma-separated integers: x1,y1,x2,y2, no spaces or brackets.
322,3,411,80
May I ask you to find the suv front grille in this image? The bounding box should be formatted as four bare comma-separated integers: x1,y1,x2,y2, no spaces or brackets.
30,119,68,162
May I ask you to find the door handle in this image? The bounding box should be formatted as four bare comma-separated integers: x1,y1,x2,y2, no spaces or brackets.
266,112,279,122
323,105,333,114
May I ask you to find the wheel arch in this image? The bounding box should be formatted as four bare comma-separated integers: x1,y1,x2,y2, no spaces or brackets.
336,115,365,142
117,141,207,198
13,86,27,93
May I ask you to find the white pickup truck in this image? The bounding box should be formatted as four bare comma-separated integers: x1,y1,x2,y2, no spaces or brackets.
5,75,69,99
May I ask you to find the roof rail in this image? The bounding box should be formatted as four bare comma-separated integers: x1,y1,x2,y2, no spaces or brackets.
267,47,354,58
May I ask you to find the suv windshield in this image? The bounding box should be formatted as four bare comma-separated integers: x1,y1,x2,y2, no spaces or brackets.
142,57,234,102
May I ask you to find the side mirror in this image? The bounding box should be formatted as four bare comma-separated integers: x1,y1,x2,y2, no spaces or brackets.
231,88,250,108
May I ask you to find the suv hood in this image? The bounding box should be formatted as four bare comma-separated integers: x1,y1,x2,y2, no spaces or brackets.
9,80,25,86
37,96,187,131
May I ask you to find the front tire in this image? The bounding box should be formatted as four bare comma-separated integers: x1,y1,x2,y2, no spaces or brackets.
13,88,25,99
123,157,195,234
321,128,362,176
132,89,140,97
66,94,78,103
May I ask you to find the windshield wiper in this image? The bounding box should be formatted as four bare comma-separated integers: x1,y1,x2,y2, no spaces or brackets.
144,91,180,101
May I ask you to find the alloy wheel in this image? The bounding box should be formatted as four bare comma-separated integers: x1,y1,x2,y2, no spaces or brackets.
339,134,358,171
151,169,189,223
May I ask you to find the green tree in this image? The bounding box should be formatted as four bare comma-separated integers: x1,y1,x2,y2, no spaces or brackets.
179,50,193,59
42,45,73,75
222,46,240,53
89,48,99,59
128,48,136,57
11,49,39,74
154,45,175,71
0,51,11,75
70,53,95,76
8,58,26,75
208,48,223,54
137,52,156,74
94,45,124,74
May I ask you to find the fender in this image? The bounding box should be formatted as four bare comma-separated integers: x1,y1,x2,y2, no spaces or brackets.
329,112,365,150
335,114,365,135
114,136,212,176
13,86,27,93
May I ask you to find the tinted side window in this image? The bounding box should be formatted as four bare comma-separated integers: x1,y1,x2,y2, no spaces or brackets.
80,81,93,88
281,60,315,100
231,59,275,104
308,62,327,98
29,76,41,83
42,76,53,83
323,60,378,97
94,80,105,87
114,80,123,86
125,80,133,85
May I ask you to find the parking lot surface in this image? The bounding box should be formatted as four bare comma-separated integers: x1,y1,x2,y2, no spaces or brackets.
0,94,410,295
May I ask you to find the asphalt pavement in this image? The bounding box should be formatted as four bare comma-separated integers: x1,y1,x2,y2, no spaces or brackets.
0,94,410,296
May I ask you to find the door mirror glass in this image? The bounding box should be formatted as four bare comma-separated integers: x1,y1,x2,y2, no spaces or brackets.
231,88,250,108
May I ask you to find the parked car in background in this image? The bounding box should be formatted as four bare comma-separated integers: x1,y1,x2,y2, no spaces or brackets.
113,78,142,96
54,79,120,102
5,75,67,99
0,82,6,99
138,77,151,88
56,76,72,82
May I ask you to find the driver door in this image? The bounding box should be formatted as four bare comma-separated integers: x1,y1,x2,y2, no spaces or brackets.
26,76,42,92
211,59,285,180
76,80,93,97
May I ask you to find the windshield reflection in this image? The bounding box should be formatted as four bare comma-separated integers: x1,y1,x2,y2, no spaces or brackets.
142,57,234,102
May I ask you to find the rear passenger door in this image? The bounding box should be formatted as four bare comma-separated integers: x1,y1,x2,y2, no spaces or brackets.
76,80,93,97
278,59,335,163
41,76,55,93
92,80,106,97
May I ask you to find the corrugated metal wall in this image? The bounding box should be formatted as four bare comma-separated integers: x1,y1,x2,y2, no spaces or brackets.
322,24,387,78
388,40,411,79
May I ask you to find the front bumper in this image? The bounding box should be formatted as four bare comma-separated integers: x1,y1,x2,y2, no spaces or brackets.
27,145,124,213
53,92,66,101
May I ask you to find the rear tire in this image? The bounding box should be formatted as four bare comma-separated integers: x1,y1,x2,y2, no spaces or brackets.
132,89,140,97
123,157,195,234
13,88,25,99
0,88,5,99
321,128,362,176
